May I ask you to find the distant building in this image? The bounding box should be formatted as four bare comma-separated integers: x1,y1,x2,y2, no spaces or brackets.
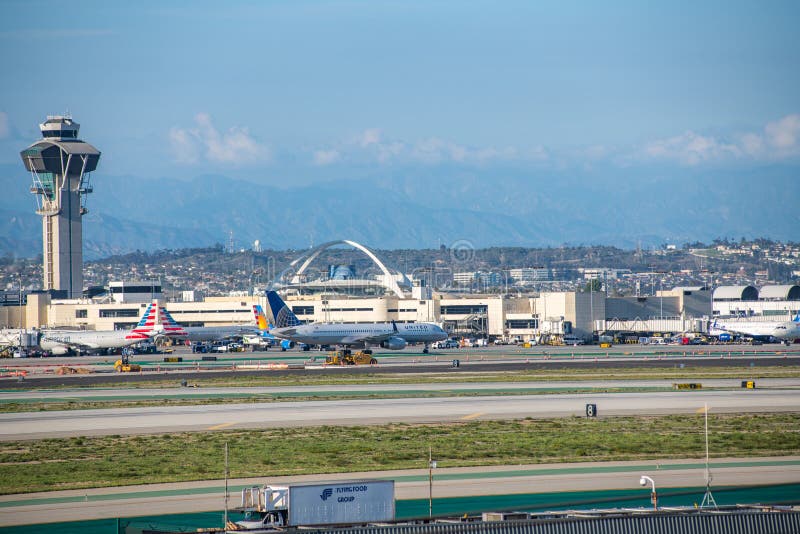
109,280,162,304
508,267,551,283
581,268,632,280
713,284,800,317
453,271,502,288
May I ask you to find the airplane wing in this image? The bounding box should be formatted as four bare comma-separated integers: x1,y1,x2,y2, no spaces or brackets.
340,332,394,345
341,324,399,345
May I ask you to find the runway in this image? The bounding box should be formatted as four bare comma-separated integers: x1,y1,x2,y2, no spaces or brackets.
2,388,797,440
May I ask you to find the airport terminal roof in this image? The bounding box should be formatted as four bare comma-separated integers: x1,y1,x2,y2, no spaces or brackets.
274,239,411,298
759,284,800,301
713,285,758,301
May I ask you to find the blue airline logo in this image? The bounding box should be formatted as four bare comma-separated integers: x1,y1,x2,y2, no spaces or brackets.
266,291,302,328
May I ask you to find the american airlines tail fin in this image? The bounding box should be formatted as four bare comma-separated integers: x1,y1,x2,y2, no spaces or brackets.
126,302,158,340
128,300,188,338
266,291,302,328
156,303,189,337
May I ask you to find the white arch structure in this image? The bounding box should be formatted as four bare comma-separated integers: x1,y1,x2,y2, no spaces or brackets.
273,240,411,298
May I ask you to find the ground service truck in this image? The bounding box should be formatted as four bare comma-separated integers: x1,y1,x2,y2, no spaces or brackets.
234,480,395,529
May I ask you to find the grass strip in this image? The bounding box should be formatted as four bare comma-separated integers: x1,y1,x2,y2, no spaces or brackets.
0,413,797,495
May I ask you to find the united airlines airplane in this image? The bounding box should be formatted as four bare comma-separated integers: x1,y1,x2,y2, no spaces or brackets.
266,291,447,352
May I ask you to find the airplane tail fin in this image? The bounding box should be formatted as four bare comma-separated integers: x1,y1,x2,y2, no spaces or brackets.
253,305,269,330
128,301,188,339
157,303,189,337
127,302,158,340
266,291,302,328
793,313,800,323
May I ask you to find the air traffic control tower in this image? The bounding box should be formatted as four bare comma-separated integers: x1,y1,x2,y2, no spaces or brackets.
20,116,101,298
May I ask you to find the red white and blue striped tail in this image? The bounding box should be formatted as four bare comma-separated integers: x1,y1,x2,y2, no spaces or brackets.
156,303,189,337
126,302,159,340
125,301,188,339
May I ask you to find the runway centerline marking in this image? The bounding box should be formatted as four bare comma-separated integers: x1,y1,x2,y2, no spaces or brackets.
206,422,235,430
461,412,484,420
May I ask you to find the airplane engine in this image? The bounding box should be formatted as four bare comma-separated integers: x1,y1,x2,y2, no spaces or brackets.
49,346,69,356
280,340,295,351
380,337,407,350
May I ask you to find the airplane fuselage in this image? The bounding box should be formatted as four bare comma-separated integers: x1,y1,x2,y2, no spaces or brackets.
39,330,143,352
272,322,447,347
176,325,260,343
712,319,800,341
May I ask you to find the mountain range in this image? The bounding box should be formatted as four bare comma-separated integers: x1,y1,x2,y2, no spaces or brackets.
1,162,797,260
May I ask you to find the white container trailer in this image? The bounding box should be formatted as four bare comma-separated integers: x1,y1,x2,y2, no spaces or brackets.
290,480,394,526
236,480,395,528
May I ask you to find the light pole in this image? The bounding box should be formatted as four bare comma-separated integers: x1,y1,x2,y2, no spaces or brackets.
223,441,229,529
589,276,594,341
428,446,437,518
639,475,657,510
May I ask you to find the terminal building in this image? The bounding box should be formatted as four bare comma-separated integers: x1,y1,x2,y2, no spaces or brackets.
2,239,798,343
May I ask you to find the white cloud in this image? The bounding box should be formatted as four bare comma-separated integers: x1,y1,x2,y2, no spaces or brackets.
168,127,199,164
644,131,740,165
344,129,524,165
765,114,800,151
642,114,800,165
0,112,9,139
359,128,382,147
310,114,800,170
739,132,764,157
169,113,269,165
313,149,340,166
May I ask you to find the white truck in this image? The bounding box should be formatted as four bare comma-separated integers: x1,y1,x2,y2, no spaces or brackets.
235,480,395,529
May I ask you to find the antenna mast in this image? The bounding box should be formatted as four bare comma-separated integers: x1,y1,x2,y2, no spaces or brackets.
700,403,717,508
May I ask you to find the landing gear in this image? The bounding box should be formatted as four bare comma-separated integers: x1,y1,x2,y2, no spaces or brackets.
423,344,429,354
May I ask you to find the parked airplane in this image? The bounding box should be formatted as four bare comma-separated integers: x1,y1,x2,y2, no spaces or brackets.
248,304,280,347
710,314,800,345
37,302,160,355
265,290,447,353
146,302,260,342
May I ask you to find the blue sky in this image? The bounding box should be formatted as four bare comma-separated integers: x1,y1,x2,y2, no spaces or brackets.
1,0,799,184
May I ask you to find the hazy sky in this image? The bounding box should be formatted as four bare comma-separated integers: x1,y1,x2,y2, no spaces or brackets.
1,0,799,183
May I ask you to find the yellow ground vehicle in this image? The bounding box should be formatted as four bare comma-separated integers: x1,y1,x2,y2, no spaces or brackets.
325,350,378,365
599,342,612,348
114,354,141,372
